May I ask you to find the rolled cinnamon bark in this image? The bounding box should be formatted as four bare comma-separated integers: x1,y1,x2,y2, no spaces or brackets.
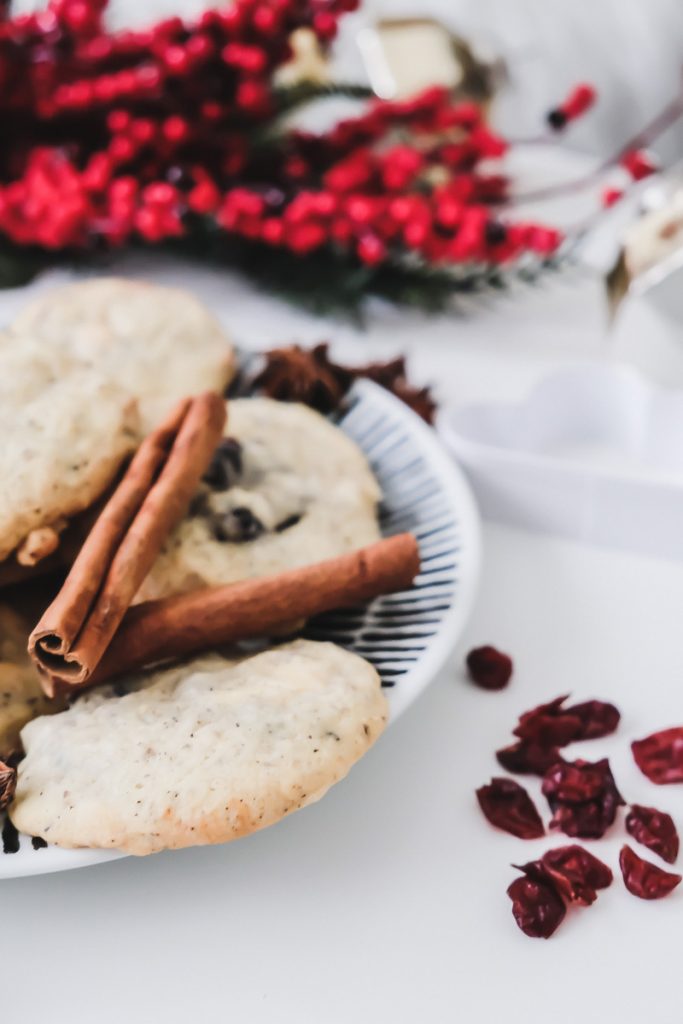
49,532,420,693
30,393,226,692
0,759,16,812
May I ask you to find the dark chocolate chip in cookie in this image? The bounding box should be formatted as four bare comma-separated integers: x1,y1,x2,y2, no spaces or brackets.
212,507,264,543
188,491,209,517
203,438,243,491
275,514,302,533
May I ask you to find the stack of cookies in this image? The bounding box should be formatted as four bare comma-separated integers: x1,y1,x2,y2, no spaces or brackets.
0,278,410,856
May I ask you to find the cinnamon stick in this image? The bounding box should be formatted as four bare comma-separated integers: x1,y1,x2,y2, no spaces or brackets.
30,393,226,692
49,532,420,693
0,759,16,812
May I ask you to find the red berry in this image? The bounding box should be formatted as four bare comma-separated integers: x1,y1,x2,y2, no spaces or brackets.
163,45,190,74
201,101,223,121
330,218,353,243
135,65,162,92
81,153,112,192
563,83,597,120
346,196,375,224
621,149,657,181
163,116,190,143
252,6,279,35
188,181,220,214
143,182,178,207
313,11,338,41
221,43,267,74
357,234,386,265
109,136,135,164
235,80,270,113
109,177,138,203
130,119,155,145
404,220,430,248
286,222,326,254
261,217,284,244
135,206,165,242
602,187,623,208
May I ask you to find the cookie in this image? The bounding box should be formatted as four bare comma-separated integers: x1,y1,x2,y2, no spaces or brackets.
0,278,235,564
0,606,63,756
0,351,139,564
137,397,382,601
10,277,236,433
11,640,388,854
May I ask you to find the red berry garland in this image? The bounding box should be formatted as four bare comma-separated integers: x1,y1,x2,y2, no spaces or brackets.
0,0,566,282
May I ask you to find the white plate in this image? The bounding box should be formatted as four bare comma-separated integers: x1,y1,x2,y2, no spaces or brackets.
1,378,480,878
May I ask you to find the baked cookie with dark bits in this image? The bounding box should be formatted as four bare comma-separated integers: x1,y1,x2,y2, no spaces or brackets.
136,398,381,601
0,278,235,568
11,640,388,855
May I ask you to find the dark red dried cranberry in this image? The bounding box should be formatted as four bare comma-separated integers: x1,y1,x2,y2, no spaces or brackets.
466,645,513,690
513,695,620,747
540,845,612,904
542,758,625,839
507,874,566,938
568,700,620,740
513,695,582,746
619,844,682,900
625,805,679,864
496,741,564,777
476,777,544,839
632,727,683,785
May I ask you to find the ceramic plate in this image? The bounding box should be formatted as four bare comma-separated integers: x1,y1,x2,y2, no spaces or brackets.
1,378,480,878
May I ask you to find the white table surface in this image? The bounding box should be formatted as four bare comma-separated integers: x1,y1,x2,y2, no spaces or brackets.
4,257,683,1021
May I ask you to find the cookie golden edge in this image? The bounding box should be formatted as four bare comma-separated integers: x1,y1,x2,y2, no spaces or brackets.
10,641,389,856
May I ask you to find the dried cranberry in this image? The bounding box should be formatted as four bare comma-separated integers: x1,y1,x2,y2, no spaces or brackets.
619,844,682,900
507,874,566,938
632,727,683,785
513,695,620,747
568,699,620,740
476,778,544,839
625,805,679,864
542,758,625,839
540,845,612,904
466,645,513,690
496,741,564,777
513,695,582,746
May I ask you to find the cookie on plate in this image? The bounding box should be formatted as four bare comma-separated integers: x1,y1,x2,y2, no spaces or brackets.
0,354,139,565
11,639,388,855
0,606,63,756
137,397,382,601
9,277,236,433
0,278,234,565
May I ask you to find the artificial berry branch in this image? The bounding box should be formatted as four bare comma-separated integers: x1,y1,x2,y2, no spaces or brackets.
0,0,597,313
508,86,683,207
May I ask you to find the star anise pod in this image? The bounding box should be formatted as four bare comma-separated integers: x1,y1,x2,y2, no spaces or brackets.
251,344,345,414
252,343,437,423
